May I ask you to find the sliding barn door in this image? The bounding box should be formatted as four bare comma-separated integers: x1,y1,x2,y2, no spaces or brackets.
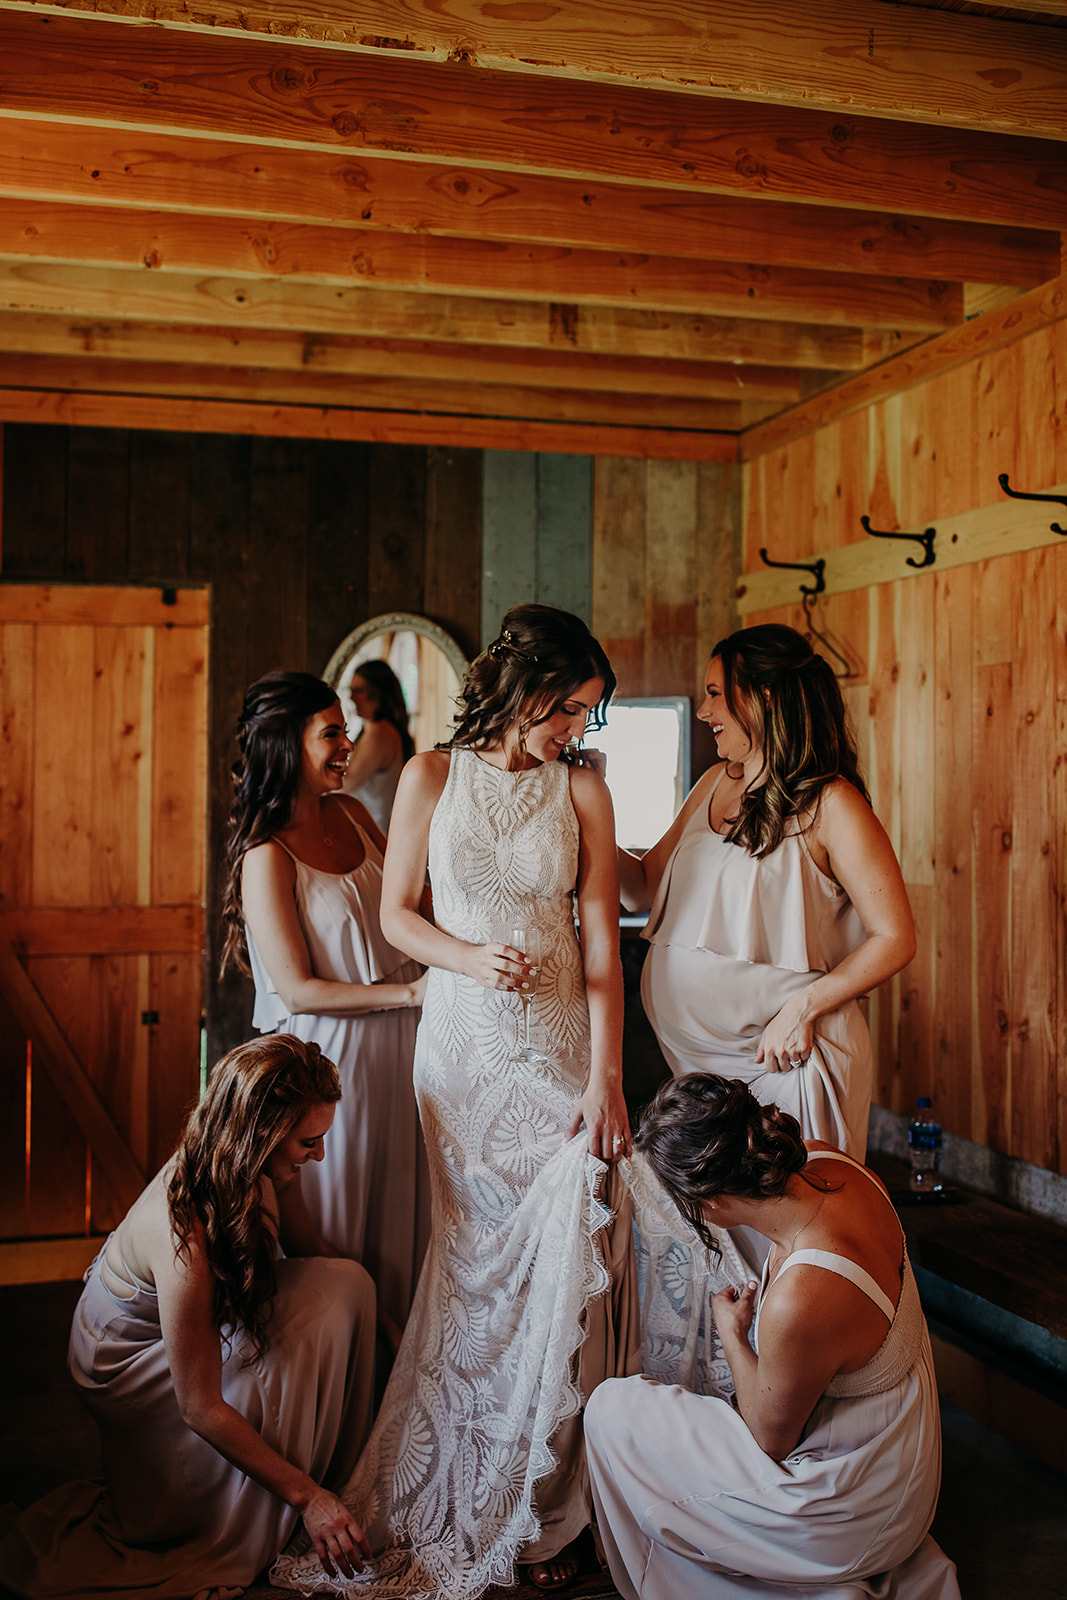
0,585,207,1282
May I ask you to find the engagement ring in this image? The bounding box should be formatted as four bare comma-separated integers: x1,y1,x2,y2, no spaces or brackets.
789,1057,803,1067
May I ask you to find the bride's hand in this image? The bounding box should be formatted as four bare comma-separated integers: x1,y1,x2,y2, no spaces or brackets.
462,941,534,992
570,1077,631,1162
300,1485,371,1579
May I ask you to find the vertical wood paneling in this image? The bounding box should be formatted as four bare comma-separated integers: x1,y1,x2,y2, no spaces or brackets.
424,447,482,663
0,425,66,577
932,566,974,1137
128,431,191,582
536,455,592,623
67,429,129,579
972,660,1012,1154
644,460,698,697
0,622,34,912
152,623,207,908
742,326,1067,1175
32,626,95,906
1010,546,1059,1172
481,450,537,645
247,439,308,680
592,457,646,697
367,446,427,621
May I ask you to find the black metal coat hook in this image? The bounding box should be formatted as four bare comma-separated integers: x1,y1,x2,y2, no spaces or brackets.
859,515,936,569
758,548,826,597
997,473,1067,535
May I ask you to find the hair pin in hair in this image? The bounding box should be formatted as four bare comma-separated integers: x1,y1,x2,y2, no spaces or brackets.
488,629,538,663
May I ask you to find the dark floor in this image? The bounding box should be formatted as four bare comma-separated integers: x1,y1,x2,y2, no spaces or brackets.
2,1280,1065,1598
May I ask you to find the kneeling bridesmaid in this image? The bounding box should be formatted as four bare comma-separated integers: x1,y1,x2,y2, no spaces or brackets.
0,1035,376,1598
586,1074,960,1600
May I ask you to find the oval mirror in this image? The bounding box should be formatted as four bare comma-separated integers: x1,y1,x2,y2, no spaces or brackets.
323,612,468,754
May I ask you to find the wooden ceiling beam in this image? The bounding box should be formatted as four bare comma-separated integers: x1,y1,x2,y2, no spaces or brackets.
0,383,740,461
1,14,1065,229
0,212,963,329
3,0,1067,140
0,312,811,402
0,266,865,367
740,270,1067,457
0,121,1055,287
0,349,758,431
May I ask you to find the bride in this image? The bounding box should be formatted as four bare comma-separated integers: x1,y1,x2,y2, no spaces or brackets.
272,604,747,1600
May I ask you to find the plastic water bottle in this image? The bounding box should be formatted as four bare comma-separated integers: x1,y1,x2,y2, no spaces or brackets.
907,1098,943,1195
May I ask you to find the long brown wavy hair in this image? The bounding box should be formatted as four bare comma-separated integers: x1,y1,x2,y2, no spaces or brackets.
352,658,415,762
220,670,341,976
711,623,869,859
167,1034,341,1355
447,603,615,759
635,1073,830,1257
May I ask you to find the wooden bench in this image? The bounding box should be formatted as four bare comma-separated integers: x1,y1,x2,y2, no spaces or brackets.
867,1152,1067,1474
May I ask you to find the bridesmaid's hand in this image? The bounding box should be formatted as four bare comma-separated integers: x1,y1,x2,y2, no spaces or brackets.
570,1077,632,1162
711,1280,759,1347
756,991,815,1073
300,1485,372,1579
462,941,537,992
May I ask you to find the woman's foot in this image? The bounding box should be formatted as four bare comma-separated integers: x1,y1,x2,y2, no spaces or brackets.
519,1551,581,1589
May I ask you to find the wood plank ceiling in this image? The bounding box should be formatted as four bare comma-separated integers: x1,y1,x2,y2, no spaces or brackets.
0,0,1065,460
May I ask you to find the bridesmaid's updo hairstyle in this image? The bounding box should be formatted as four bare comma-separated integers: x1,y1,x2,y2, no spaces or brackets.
712,623,869,859
221,670,341,976
168,1035,341,1354
448,603,616,758
635,1073,809,1254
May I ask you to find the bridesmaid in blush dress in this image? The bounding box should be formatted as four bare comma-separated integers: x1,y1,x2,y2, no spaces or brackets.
221,671,428,1331
0,1036,377,1599
620,625,915,1163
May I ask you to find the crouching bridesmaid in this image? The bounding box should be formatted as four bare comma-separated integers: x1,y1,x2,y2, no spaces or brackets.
586,1074,961,1600
0,1035,376,1599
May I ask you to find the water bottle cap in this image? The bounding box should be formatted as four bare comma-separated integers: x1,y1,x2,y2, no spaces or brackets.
916,1096,932,1108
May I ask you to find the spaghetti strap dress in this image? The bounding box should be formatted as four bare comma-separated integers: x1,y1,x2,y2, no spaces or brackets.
248,805,428,1328
0,1244,376,1599
641,770,873,1157
585,1152,961,1600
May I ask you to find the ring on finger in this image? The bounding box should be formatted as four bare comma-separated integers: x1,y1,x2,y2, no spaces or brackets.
788,1056,803,1067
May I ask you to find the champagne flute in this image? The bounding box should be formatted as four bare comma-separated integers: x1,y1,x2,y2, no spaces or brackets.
507,925,546,1063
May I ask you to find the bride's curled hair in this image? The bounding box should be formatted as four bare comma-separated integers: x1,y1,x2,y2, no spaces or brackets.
635,1074,808,1254
447,603,615,757
168,1035,341,1355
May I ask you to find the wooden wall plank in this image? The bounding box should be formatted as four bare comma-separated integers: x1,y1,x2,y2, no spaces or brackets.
591,457,646,698
644,461,699,697
147,951,202,1173
931,565,975,1142
89,624,151,908
423,445,482,665
246,438,308,679
0,621,35,914
481,451,537,647
0,906,204,954
65,427,129,580
536,455,592,624
128,431,192,583
0,424,66,578
972,659,1013,1155
151,621,208,908
1010,546,1060,1170
366,447,427,621
31,623,94,907
305,439,370,680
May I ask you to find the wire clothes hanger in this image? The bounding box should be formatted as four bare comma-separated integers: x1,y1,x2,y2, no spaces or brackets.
757,547,852,680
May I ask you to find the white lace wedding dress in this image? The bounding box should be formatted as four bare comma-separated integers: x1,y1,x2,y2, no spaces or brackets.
272,749,746,1600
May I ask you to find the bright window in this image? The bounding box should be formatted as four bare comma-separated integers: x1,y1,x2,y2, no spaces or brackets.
591,698,691,851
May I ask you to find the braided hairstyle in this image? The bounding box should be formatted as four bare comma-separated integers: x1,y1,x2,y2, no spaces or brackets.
447,603,615,759
167,1035,341,1356
635,1073,812,1254
711,623,869,859
220,670,340,976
